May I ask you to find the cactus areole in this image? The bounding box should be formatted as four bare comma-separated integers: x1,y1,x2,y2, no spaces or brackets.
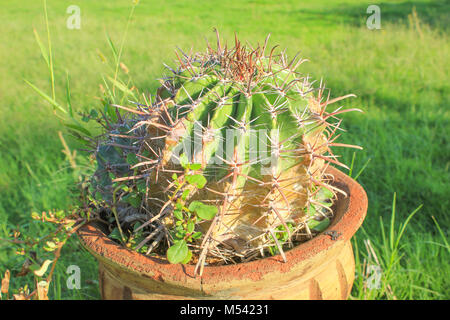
91,34,361,273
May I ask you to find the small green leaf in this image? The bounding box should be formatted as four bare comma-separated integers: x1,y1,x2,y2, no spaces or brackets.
181,189,190,201
188,201,218,220
175,231,186,240
188,201,201,212
173,209,183,220
181,249,192,264
306,204,317,216
308,218,330,232
31,212,41,220
44,241,57,251
192,231,202,239
189,163,202,171
179,153,189,168
320,201,333,207
268,246,276,256
167,240,189,264
55,210,65,219
64,220,76,231
320,187,334,199
109,228,123,241
185,174,207,189
138,246,148,254
123,193,142,208
187,221,195,233
172,173,178,180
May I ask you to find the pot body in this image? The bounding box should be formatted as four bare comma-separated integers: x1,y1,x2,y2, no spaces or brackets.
78,167,367,300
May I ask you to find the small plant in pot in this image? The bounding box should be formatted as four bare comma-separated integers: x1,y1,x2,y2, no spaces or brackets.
10,27,367,299
76,33,367,300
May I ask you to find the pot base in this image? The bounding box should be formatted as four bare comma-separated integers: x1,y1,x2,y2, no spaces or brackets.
97,240,355,300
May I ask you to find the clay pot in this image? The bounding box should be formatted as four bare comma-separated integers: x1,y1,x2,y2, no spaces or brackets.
78,167,367,300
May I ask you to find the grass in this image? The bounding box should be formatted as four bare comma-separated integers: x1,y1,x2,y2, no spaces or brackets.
0,0,448,299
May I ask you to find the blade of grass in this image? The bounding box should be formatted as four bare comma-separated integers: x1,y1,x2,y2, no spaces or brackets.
63,121,92,138
410,284,443,297
107,76,137,100
43,0,55,100
66,71,73,118
348,152,356,178
394,204,422,250
24,79,67,115
105,31,118,63
353,157,371,180
112,2,138,94
379,215,388,257
430,215,450,253
33,28,49,68
389,193,396,251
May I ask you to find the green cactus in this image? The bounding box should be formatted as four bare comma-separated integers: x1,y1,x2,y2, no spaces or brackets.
91,34,360,271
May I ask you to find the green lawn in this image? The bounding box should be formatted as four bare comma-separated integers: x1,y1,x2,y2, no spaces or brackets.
0,0,448,299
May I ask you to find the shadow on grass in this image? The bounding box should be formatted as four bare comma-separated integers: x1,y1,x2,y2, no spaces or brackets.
291,1,449,32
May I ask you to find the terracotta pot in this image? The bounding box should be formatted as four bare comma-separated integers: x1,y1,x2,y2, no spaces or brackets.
78,167,367,300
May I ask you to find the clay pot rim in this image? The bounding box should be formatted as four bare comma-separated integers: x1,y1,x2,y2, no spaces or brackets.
77,166,367,281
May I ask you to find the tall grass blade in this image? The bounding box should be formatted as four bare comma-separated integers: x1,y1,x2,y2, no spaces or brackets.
379,216,388,256
66,72,73,118
24,79,67,115
33,28,49,68
64,121,92,138
431,216,450,253
348,152,356,178
112,2,138,93
394,204,422,250
43,0,55,100
353,157,371,180
105,32,118,63
389,193,396,251
107,76,137,100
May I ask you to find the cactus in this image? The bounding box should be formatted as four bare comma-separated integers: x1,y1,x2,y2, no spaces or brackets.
91,33,360,272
